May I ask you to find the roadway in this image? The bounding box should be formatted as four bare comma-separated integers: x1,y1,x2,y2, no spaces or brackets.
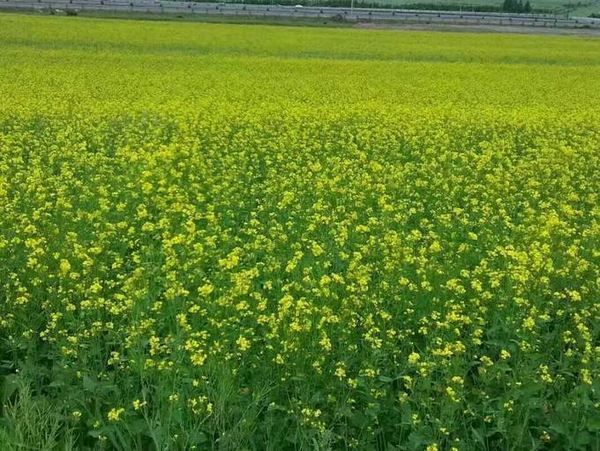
2,0,599,29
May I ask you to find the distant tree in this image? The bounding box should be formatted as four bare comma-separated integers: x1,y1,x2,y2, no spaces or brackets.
502,0,529,12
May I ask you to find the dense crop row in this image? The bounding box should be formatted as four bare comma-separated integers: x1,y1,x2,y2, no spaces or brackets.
0,13,599,450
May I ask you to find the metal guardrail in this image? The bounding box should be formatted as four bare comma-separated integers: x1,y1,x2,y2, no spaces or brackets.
2,0,599,27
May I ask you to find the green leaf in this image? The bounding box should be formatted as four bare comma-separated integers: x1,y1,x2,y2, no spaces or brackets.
188,430,208,444
574,431,591,448
471,427,486,447
1,374,20,402
127,418,148,434
82,376,97,392
586,417,600,432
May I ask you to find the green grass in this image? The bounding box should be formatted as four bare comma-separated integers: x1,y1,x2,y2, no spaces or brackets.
0,12,599,451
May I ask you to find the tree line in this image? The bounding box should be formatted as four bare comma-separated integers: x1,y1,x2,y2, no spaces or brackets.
502,0,532,13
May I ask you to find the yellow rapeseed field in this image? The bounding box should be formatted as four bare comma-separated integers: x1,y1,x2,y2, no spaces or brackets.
0,12,599,450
